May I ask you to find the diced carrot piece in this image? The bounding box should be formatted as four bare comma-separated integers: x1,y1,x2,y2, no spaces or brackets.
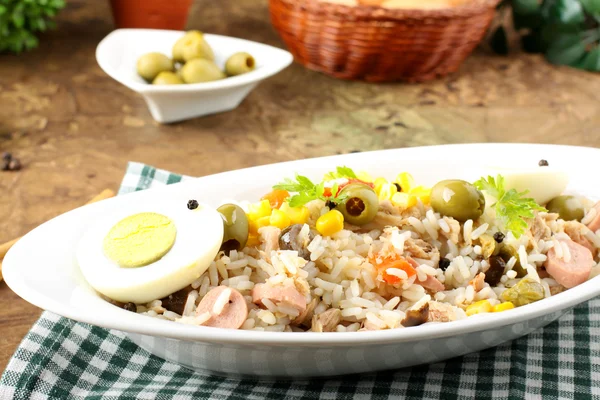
261,189,290,209
370,255,417,286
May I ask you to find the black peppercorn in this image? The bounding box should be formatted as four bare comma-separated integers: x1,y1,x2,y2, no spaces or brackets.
439,258,451,271
493,232,505,243
123,302,137,312
539,159,549,167
187,199,199,210
325,200,336,210
393,183,402,192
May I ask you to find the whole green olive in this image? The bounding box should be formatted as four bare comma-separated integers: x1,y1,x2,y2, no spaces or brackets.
546,195,585,222
225,52,256,76
335,183,379,226
500,277,545,307
180,59,225,84
430,180,485,222
152,71,184,85
136,52,174,81
181,36,215,62
217,204,249,253
172,30,204,63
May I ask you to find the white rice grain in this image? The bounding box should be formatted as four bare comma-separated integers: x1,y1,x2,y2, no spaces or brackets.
365,312,386,328
506,270,517,279
408,217,426,234
470,223,489,240
386,268,409,281
212,288,232,315
463,220,473,245
553,239,564,259
561,241,572,263
209,262,219,286
423,219,439,240
342,307,363,317
196,312,212,325
438,218,450,233
384,296,401,310
257,310,277,325
582,207,597,225
351,279,360,297
442,188,455,203
183,290,199,316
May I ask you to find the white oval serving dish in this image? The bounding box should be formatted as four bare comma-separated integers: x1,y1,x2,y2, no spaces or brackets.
96,29,293,123
4,143,600,378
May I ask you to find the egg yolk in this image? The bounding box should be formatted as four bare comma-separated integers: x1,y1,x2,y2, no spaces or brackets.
103,212,176,268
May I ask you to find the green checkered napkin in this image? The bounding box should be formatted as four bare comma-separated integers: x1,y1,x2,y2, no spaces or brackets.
2,162,600,400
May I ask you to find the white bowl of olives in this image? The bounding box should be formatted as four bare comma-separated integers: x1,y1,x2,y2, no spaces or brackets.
96,29,293,123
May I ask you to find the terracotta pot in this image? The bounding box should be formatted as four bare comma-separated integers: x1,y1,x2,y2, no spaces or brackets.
109,0,193,30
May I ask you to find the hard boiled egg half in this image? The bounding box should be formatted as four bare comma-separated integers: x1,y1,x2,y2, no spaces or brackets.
77,200,224,304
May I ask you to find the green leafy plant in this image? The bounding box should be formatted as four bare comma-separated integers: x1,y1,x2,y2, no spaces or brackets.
0,0,65,53
492,0,600,71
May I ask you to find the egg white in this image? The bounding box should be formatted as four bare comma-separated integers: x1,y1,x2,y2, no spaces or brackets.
76,200,224,304
486,166,569,205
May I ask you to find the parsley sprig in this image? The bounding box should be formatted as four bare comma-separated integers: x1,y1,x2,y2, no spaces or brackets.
474,175,546,238
274,166,356,207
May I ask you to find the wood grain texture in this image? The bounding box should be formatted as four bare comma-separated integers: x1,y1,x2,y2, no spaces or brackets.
1,0,600,374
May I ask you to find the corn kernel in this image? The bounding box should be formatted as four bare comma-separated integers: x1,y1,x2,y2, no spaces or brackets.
279,203,309,225
391,192,418,209
492,302,515,313
356,171,374,183
373,177,388,195
466,300,493,316
377,182,398,201
246,233,260,247
255,216,271,230
410,185,432,205
316,210,344,237
247,200,272,221
396,172,415,193
269,209,292,229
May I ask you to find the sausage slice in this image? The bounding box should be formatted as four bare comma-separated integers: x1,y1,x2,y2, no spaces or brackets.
252,283,307,315
544,239,594,289
195,286,248,329
586,201,600,232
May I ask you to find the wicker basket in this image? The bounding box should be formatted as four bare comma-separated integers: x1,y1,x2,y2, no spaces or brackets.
269,0,500,82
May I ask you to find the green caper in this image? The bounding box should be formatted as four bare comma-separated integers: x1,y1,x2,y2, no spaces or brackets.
335,183,379,226
136,52,174,81
173,30,204,63
181,36,215,62
152,71,184,85
430,180,485,222
500,277,545,307
546,195,585,222
180,59,225,84
225,52,256,76
217,204,249,253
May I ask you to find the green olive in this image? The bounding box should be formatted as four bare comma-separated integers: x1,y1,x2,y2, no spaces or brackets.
430,180,485,222
152,71,184,85
172,30,204,63
136,52,174,81
225,52,256,76
335,183,379,226
546,195,584,222
500,277,545,307
217,204,249,254
180,59,225,84
181,36,215,62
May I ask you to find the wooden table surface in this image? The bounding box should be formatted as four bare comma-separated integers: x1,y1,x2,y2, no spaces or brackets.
1,0,600,373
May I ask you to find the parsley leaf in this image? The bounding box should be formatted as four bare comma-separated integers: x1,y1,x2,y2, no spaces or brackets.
474,175,546,238
324,166,357,181
274,167,354,207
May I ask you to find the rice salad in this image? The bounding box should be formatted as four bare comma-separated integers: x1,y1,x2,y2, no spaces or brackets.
97,163,600,332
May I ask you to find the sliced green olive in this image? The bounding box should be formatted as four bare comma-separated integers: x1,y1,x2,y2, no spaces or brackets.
430,179,485,222
500,277,545,307
173,30,204,63
546,195,585,222
335,183,379,226
217,204,249,253
180,59,225,83
495,243,527,278
136,52,174,81
152,71,184,85
225,52,256,76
